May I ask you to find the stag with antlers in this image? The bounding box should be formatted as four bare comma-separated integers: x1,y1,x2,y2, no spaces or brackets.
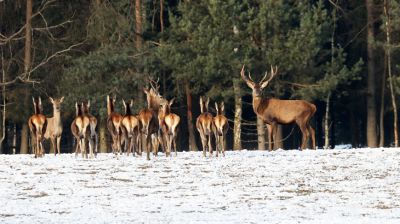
160,98,180,156
121,99,140,156
107,95,123,155
28,97,47,158
196,96,214,157
241,65,316,150
44,97,64,155
213,102,228,157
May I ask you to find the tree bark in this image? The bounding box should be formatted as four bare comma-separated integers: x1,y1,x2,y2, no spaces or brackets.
365,0,378,148
99,119,107,153
160,0,164,33
185,81,198,151
20,0,33,155
379,48,387,147
384,0,398,147
324,93,331,149
233,79,242,150
0,49,6,154
274,125,283,149
256,116,266,150
135,0,143,50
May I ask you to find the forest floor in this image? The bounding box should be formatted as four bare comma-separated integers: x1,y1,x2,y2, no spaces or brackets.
0,148,400,223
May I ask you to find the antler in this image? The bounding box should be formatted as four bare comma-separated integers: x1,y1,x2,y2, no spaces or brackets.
260,65,278,88
148,77,160,91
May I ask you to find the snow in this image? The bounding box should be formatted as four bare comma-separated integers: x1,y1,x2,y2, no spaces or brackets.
0,148,400,223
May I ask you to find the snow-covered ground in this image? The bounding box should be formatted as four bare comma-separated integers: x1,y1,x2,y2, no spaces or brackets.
0,149,400,223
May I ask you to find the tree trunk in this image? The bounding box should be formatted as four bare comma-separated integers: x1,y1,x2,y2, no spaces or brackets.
185,81,198,151
160,0,164,33
0,49,6,154
135,0,143,50
366,0,378,148
384,0,398,147
99,120,107,153
20,124,29,154
233,79,242,150
324,93,331,149
256,116,266,150
12,124,17,154
379,47,387,147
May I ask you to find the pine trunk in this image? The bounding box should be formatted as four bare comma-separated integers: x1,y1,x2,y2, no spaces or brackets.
366,0,378,148
20,124,29,154
379,49,387,147
257,116,266,150
0,50,6,154
324,94,331,149
274,125,283,149
99,120,108,153
233,79,242,150
384,0,398,147
185,81,198,151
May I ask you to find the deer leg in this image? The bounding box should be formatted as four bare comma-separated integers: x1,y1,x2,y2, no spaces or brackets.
308,125,316,150
57,136,61,155
222,135,225,157
50,137,56,156
146,135,151,160
266,124,273,151
299,124,309,150
173,135,177,157
89,136,94,159
208,134,213,157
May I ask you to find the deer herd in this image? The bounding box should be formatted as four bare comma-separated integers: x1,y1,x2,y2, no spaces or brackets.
28,66,317,159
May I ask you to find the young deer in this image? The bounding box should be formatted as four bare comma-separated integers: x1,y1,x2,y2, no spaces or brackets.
121,99,140,156
107,95,123,155
82,100,98,157
160,98,180,156
196,96,214,157
71,102,90,158
44,97,64,155
213,102,228,157
28,97,47,158
241,65,316,150
138,85,167,160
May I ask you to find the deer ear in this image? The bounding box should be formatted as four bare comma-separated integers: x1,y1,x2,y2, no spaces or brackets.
49,97,54,103
122,99,127,108
32,97,35,104
206,97,210,107
130,99,134,106
169,98,175,106
39,97,42,106
260,81,269,89
220,102,224,112
60,96,64,103
143,88,150,94
87,100,90,108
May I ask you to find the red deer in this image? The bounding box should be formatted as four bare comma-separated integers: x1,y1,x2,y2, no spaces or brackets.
44,97,64,155
160,98,180,156
82,100,98,158
240,65,316,150
196,96,214,157
212,102,228,157
28,97,47,158
121,99,140,156
138,82,167,160
107,95,123,155
71,102,90,158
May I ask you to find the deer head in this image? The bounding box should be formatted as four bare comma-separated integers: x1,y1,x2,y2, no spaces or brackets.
240,65,278,97
49,96,64,111
107,95,117,115
122,99,134,116
82,100,90,114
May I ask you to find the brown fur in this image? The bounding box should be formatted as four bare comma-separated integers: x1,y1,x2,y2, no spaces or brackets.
28,97,47,158
82,101,97,158
241,65,316,150
196,96,214,157
212,102,228,157
160,98,180,156
71,102,90,158
44,97,64,155
121,99,140,156
107,95,123,155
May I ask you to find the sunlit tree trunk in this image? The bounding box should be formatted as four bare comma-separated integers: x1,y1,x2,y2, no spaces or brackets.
0,49,6,154
99,120,107,153
20,0,33,154
366,0,378,148
233,79,242,150
379,51,387,147
274,125,283,149
384,0,398,147
185,81,198,151
256,117,265,150
324,93,331,149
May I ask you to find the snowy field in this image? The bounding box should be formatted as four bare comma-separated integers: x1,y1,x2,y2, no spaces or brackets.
1,149,400,224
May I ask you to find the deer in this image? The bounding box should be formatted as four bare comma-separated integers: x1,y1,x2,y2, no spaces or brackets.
28,97,47,158
121,99,140,156
44,97,64,155
107,95,123,155
240,65,316,150
160,98,180,157
71,102,90,158
82,100,98,158
212,102,228,157
196,96,214,157
138,80,167,160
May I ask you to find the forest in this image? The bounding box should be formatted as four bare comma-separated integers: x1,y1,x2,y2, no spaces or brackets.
0,0,400,154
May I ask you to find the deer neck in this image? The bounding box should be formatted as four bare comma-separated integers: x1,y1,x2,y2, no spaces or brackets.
252,94,266,116
52,107,61,123
107,103,114,116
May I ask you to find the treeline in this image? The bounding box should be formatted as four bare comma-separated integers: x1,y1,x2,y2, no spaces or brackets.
0,0,399,153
